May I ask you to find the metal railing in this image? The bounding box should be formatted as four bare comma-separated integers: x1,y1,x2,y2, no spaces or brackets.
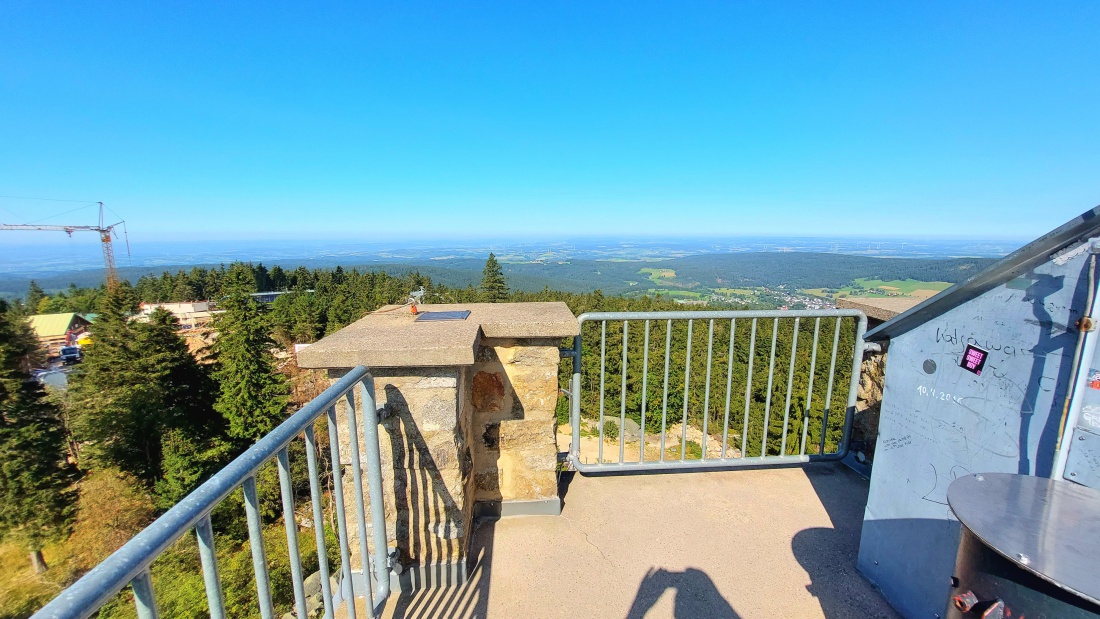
33,366,391,619
566,310,868,473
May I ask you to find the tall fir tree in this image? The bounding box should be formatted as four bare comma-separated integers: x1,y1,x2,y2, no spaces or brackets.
0,301,77,572
213,263,289,442
479,252,509,302
70,286,219,487
25,281,46,313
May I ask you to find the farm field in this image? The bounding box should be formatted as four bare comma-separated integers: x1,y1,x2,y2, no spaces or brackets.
639,267,676,284
803,278,952,299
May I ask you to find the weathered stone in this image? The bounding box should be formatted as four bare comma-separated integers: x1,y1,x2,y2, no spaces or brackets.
497,451,558,500
498,418,556,451
303,571,323,597
471,371,506,412
853,348,887,465
474,469,501,494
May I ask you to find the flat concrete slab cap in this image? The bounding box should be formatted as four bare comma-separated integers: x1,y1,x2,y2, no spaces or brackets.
297,302,578,369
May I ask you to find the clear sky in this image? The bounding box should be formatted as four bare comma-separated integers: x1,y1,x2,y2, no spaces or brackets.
1,2,1098,244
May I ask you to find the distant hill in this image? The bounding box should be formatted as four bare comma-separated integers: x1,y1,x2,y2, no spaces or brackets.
0,252,996,300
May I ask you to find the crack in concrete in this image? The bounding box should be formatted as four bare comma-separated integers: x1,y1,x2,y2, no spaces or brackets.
560,514,618,569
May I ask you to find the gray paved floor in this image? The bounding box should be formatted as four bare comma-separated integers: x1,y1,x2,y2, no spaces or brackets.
366,463,899,619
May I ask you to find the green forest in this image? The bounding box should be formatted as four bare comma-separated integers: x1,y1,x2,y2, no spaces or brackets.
0,251,994,299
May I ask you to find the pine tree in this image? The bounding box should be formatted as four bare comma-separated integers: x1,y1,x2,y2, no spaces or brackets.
213,263,289,443
26,281,46,312
480,253,509,302
0,301,77,572
70,287,219,485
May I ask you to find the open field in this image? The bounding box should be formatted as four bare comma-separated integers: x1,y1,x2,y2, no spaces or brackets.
804,278,952,299
639,267,676,284
645,288,706,299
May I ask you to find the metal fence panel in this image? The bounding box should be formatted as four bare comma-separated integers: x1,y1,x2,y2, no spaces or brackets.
568,310,867,473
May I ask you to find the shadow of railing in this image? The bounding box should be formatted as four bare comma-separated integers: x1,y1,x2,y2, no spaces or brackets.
382,518,494,619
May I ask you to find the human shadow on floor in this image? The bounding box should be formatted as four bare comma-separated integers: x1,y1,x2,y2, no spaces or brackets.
625,567,741,619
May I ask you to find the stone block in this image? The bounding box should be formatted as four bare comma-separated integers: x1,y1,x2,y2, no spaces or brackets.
498,418,556,451
497,451,558,501
471,371,506,413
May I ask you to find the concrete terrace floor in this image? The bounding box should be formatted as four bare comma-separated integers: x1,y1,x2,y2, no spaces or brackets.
365,463,899,619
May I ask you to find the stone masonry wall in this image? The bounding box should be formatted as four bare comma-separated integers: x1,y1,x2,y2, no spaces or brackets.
852,346,886,466
467,337,560,504
334,367,470,574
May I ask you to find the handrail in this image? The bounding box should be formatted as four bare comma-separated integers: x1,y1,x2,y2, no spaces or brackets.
568,309,868,473
33,365,391,619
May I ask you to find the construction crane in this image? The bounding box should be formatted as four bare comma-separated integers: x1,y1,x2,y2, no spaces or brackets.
1,202,129,289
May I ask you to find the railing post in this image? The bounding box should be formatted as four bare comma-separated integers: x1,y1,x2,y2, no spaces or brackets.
359,375,392,614
131,570,158,619
570,334,582,466
195,514,226,619
243,475,275,619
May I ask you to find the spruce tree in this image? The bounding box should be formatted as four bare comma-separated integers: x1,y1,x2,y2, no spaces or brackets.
70,287,219,486
213,263,289,443
0,301,77,572
480,253,509,302
26,281,46,313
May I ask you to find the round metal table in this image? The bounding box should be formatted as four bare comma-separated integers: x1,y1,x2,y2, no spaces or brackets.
946,472,1100,618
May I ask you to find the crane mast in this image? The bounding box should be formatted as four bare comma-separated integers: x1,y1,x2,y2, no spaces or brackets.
0,202,128,289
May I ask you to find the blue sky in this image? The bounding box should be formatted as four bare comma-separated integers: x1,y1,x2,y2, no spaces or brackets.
1,2,1098,245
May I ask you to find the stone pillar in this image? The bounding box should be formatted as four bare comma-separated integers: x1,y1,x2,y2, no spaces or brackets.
300,302,578,592
469,338,562,515
334,367,471,587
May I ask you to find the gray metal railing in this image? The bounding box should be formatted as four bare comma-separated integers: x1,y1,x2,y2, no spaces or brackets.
33,366,391,619
567,310,868,473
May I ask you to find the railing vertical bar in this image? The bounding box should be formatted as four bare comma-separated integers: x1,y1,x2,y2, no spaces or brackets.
195,514,225,619
800,319,821,456
360,376,391,611
620,320,629,464
741,319,757,458
701,319,714,460
819,318,843,455
570,333,582,465
660,319,671,461
327,406,358,619
598,320,607,464
305,425,335,617
721,319,736,459
780,318,800,456
243,475,275,619
760,319,779,457
681,320,694,460
639,320,650,463
839,316,869,457
276,447,309,619
344,390,377,609
131,569,159,619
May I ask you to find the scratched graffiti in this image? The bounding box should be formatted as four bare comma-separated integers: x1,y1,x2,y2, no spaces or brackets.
1081,406,1100,431
917,384,963,404
881,434,912,451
